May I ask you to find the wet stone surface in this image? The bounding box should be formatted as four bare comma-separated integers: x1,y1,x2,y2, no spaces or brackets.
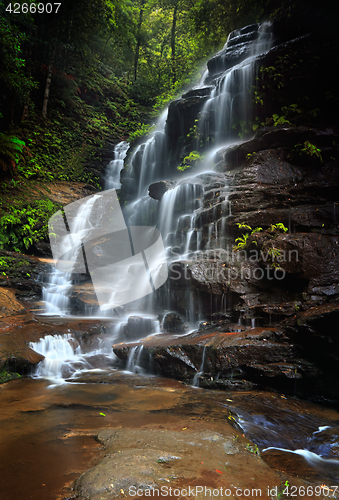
1,349,339,500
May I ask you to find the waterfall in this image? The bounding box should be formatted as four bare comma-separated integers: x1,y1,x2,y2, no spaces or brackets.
158,182,204,256
30,334,86,381
29,333,118,382
192,346,207,387
30,21,282,383
42,193,100,315
128,109,168,198
125,345,153,374
198,22,272,145
105,141,129,190
42,142,132,317
37,22,275,372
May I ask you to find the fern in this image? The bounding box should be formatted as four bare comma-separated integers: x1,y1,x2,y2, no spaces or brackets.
0,133,26,176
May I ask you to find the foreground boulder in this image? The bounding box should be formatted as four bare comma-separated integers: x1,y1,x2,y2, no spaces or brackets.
0,288,26,318
75,426,282,500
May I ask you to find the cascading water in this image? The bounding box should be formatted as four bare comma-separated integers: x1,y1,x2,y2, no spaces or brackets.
105,141,129,190
128,109,168,198
42,193,100,315
192,346,206,387
159,182,204,256
37,22,274,381
198,22,272,145
224,401,339,483
30,332,119,382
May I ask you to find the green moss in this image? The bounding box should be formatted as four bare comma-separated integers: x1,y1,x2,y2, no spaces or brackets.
0,255,33,278
0,368,21,384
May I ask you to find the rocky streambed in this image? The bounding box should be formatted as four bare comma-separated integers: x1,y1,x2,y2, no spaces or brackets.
1,370,339,500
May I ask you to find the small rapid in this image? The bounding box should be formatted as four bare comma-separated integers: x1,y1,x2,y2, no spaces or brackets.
29,331,119,383
220,396,339,483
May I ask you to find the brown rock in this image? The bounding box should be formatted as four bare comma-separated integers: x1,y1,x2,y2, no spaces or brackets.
0,288,26,318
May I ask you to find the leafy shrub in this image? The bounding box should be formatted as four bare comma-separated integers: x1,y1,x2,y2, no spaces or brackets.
0,133,27,176
0,199,61,252
233,223,288,251
290,140,323,165
177,151,203,172
128,123,153,142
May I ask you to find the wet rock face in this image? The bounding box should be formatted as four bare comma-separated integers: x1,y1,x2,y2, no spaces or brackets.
113,320,339,403
0,288,26,318
215,125,339,310
0,250,49,302
121,316,159,342
148,180,176,200
161,312,187,333
131,119,339,402
207,24,260,76
166,94,210,156
283,302,339,402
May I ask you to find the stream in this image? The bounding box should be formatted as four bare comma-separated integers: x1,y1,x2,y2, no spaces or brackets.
1,363,339,500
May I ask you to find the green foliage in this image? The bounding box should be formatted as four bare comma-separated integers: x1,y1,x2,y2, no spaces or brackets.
272,114,291,126
268,223,288,234
290,140,323,165
253,89,263,106
186,119,200,141
233,223,288,252
0,368,21,384
251,226,263,234
0,133,27,177
245,443,260,454
128,123,154,142
237,223,252,231
0,256,27,273
233,224,263,250
234,232,250,250
281,104,302,116
0,199,61,252
260,65,285,89
266,247,283,269
231,119,252,139
0,8,38,116
177,150,203,172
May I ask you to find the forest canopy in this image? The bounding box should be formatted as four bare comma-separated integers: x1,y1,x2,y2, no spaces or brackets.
0,0,337,181
0,0,337,254
2,0,334,127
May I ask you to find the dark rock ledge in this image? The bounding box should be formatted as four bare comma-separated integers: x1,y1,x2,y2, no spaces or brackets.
113,302,339,406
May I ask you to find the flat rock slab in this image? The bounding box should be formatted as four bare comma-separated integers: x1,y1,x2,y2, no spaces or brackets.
113,327,280,350
75,425,281,500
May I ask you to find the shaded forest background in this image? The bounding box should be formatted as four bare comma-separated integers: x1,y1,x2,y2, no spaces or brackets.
0,0,337,255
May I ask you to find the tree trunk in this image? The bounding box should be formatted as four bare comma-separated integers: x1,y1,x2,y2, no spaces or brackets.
10,98,16,125
134,0,145,82
22,103,29,121
22,47,32,121
42,48,55,119
171,2,178,84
